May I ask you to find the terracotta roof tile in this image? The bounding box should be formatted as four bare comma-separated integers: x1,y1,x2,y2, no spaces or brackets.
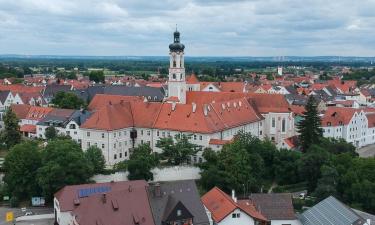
20,124,36,133
322,107,360,126
186,74,199,84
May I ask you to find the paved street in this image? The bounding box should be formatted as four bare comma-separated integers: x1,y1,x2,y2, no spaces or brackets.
0,206,53,225
357,144,375,158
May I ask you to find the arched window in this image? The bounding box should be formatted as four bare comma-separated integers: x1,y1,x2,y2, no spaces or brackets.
173,61,176,67
172,74,176,79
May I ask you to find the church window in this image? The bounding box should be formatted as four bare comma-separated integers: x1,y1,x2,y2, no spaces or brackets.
173,60,176,67
173,74,176,79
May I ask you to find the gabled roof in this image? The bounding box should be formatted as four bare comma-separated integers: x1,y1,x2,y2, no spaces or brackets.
250,193,296,220
87,94,143,111
11,104,31,119
148,180,209,225
186,74,199,84
201,187,237,223
201,187,268,223
299,196,367,225
322,107,361,126
56,180,155,225
82,96,263,133
54,180,149,212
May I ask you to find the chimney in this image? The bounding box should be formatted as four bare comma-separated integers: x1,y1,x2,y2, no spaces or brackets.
155,183,161,197
102,193,107,204
192,102,197,113
231,190,237,203
172,102,176,111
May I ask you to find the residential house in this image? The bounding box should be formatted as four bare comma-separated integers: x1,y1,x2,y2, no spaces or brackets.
250,193,300,225
201,187,268,225
148,180,210,225
54,180,154,225
36,108,91,143
321,107,368,148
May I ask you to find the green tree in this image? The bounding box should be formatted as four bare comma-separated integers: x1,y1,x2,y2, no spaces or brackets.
313,165,338,201
3,141,42,200
273,149,302,185
45,126,57,140
299,145,330,191
297,95,323,151
157,135,201,165
37,139,93,200
127,144,158,181
51,91,86,109
85,146,105,174
0,108,21,148
88,70,105,83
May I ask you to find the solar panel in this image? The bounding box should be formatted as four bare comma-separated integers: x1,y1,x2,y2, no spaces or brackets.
78,186,111,198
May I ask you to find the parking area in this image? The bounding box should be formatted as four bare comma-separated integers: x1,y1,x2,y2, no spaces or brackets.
0,206,53,225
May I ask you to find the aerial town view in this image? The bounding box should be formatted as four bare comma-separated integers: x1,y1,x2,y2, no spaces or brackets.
0,0,374,225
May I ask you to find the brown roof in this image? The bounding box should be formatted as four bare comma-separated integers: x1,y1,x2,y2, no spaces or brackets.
366,113,375,128
250,193,296,220
72,186,154,225
11,104,31,119
54,180,149,212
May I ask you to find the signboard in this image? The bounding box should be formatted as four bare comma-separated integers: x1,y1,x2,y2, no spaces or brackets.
3,196,9,201
31,197,45,206
5,212,13,222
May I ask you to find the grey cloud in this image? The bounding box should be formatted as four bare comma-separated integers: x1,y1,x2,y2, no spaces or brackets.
0,0,374,56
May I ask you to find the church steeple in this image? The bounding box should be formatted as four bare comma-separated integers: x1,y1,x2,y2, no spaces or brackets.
167,28,187,104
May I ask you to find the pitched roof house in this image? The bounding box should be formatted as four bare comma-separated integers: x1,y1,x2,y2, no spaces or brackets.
250,193,299,225
201,187,268,225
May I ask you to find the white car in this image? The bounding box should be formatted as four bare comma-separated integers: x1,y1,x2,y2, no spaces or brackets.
25,211,33,216
21,207,27,212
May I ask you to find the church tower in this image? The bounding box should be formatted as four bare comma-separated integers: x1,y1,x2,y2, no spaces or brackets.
167,28,187,104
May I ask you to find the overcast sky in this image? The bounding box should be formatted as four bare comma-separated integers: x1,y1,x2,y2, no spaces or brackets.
0,0,374,56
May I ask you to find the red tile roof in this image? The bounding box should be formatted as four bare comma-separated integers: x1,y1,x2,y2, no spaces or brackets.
82,95,263,133
322,107,360,126
237,199,268,222
201,187,267,223
20,124,36,133
366,113,375,128
88,94,143,111
186,74,199,84
209,139,232,145
0,84,43,93
25,106,53,120
11,104,31,119
290,105,305,116
186,92,290,114
201,187,237,223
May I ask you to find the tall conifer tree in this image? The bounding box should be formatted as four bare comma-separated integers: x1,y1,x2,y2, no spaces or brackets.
297,95,323,151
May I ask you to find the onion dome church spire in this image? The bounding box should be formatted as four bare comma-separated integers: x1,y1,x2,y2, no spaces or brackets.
167,26,187,104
